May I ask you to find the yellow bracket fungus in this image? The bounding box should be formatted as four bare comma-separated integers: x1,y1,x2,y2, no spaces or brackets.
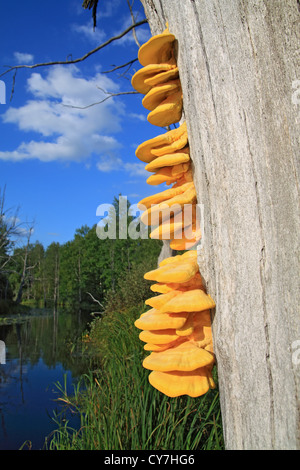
134,309,189,331
160,289,216,313
138,181,193,210
131,63,179,95
148,367,215,398
147,90,183,127
132,26,216,398
135,121,188,163
138,27,176,66
145,148,190,172
142,80,181,111
143,342,214,372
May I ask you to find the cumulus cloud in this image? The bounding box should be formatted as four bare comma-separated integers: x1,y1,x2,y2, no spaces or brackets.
123,162,148,177
0,65,124,163
13,52,34,64
72,21,107,45
96,156,148,179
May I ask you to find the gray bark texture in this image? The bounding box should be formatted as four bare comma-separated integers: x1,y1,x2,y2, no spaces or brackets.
140,0,300,450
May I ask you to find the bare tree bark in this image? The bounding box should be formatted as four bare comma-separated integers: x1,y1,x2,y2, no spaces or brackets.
15,226,34,304
141,0,300,450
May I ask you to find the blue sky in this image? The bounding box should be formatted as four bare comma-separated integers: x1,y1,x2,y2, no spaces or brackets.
0,0,162,248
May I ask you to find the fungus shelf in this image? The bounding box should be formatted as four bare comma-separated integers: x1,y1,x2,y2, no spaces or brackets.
131,25,216,398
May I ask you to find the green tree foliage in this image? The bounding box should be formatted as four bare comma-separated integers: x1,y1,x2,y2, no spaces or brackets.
7,196,162,311
0,186,20,303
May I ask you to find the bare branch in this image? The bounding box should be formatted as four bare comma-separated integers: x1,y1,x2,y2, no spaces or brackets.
0,19,147,79
101,58,138,74
86,291,104,308
62,88,139,110
126,0,141,48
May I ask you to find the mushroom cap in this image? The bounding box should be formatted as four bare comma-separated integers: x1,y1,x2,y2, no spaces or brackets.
131,63,178,95
144,290,180,309
170,238,198,251
138,29,176,66
166,272,205,291
150,272,204,294
140,183,196,226
160,289,216,313
159,249,197,266
147,250,199,277
135,121,187,163
150,283,174,294
145,66,179,88
148,367,215,397
142,80,181,111
144,260,199,283
146,166,186,186
141,201,183,227
139,328,179,345
170,233,201,251
143,341,214,372
145,148,190,172
144,343,170,352
173,169,194,187
147,91,183,127
175,313,195,336
146,163,190,186
144,251,199,282
150,217,187,240
138,182,193,210
143,337,184,351
134,308,189,331
172,162,190,176
170,220,202,250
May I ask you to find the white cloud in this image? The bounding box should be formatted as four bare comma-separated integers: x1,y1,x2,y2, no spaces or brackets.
128,112,146,121
14,52,34,64
96,154,123,172
96,156,148,178
0,65,124,163
123,162,148,177
72,21,106,45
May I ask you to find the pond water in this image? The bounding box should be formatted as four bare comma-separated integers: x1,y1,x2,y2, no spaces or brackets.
0,309,92,450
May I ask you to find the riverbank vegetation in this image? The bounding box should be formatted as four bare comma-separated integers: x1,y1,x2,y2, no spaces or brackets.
1,189,224,450
48,307,224,450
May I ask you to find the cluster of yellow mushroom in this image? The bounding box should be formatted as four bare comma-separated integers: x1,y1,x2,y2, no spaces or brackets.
131,26,216,397
135,251,216,397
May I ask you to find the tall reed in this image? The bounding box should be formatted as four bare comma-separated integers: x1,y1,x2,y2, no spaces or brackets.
48,307,224,450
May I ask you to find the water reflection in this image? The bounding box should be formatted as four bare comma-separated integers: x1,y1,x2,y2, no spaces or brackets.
0,309,91,450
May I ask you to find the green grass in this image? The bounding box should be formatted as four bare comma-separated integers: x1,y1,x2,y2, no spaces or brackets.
48,307,224,450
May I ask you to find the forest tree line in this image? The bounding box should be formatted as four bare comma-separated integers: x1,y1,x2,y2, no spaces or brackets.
0,192,162,313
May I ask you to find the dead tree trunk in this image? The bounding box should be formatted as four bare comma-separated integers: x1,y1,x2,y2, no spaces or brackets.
15,227,34,305
141,0,300,450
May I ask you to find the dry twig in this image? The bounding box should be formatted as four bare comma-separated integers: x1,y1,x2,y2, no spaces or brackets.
0,19,147,79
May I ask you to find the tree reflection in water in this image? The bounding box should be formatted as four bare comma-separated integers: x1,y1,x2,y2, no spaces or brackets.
0,309,92,450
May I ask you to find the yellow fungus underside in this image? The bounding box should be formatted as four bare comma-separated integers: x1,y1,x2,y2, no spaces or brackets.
143,341,214,372
148,367,215,398
160,289,216,313
147,91,183,127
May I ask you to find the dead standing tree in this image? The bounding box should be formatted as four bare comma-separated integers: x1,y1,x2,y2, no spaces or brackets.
1,0,299,450
140,0,300,450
